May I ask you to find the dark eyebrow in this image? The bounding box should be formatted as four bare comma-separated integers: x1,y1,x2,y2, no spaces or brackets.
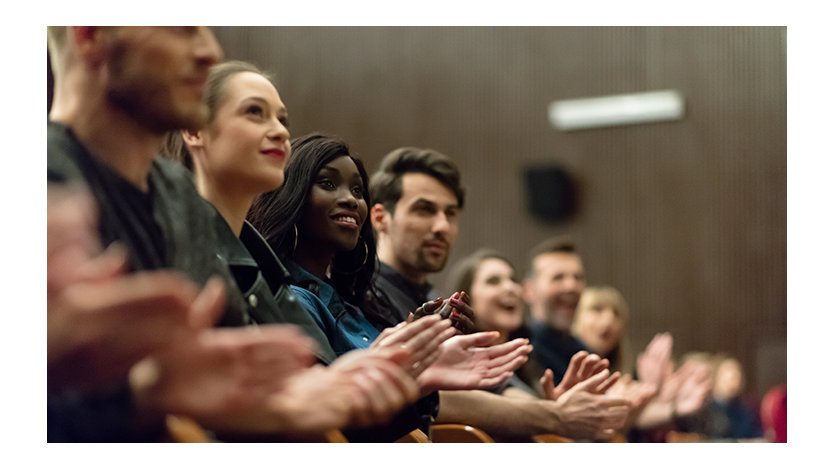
412,198,438,207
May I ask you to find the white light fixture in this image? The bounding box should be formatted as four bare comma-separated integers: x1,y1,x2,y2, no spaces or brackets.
548,89,685,131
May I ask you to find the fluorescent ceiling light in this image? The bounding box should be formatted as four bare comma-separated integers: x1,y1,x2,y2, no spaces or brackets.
548,89,685,131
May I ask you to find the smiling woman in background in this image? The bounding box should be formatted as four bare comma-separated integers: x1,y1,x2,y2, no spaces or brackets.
447,248,618,401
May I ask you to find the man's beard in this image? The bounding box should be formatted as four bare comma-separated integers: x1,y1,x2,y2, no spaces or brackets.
547,296,578,332
105,45,207,134
414,249,448,274
107,85,206,135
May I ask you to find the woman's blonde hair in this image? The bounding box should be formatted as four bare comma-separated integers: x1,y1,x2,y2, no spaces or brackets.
572,285,632,374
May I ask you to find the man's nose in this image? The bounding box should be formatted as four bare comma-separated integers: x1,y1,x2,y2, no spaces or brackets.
194,26,223,66
432,212,450,235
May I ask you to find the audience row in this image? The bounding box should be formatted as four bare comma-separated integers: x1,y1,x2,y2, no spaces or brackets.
46,26,784,443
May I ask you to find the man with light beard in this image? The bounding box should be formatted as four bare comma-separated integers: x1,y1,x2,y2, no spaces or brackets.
524,236,589,383
368,147,464,330
369,148,632,442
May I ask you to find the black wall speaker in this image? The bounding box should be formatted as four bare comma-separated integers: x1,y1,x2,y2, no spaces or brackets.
523,165,576,222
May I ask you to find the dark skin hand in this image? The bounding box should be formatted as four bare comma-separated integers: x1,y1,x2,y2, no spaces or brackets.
409,291,475,334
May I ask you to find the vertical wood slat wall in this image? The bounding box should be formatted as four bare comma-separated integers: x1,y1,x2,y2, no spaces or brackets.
215,26,786,395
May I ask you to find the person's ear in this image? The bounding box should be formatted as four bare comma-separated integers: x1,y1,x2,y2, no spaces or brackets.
370,203,390,234
71,26,109,67
181,129,204,149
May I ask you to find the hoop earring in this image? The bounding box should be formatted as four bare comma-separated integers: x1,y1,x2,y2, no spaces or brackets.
359,238,369,266
293,224,298,253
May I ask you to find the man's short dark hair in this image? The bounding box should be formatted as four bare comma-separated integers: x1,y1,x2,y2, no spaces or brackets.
527,235,578,278
369,147,465,213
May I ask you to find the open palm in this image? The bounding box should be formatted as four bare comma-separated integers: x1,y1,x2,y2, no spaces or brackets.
417,332,530,392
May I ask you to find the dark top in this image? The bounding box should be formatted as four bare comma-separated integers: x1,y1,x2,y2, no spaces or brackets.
372,262,438,330
46,382,167,443
678,397,763,441
47,121,251,327
529,320,587,384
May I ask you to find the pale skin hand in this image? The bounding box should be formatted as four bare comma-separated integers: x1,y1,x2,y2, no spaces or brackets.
606,374,658,426
262,348,417,437
673,361,712,416
323,347,420,428
371,315,455,378
551,370,632,440
540,351,620,401
47,185,115,296
132,333,419,438
48,272,227,393
631,360,711,429
636,332,674,390
607,374,658,409
130,325,317,431
416,332,532,394
47,186,228,392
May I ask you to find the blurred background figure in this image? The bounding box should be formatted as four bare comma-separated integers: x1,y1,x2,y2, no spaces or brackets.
666,352,765,442
571,286,631,375
675,354,763,441
447,248,541,397
760,383,787,443
709,356,763,440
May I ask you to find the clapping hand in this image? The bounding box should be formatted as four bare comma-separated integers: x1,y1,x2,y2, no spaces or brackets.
409,292,475,334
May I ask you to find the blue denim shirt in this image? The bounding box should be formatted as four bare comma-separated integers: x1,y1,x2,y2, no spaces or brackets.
285,261,442,441
285,261,381,356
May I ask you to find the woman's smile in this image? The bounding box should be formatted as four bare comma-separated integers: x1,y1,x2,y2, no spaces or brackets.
331,211,361,229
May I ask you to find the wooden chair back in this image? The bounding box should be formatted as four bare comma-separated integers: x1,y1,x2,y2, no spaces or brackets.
165,415,212,443
666,430,706,443
532,433,574,443
394,429,432,443
430,424,494,443
325,429,350,442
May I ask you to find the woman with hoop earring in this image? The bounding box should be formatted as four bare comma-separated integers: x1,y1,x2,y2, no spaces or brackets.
248,133,412,355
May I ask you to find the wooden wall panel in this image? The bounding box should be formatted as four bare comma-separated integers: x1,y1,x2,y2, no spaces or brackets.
214,26,786,395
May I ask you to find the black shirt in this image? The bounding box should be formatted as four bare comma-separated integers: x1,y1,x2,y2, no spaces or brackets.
47,121,250,327
372,262,438,329
529,320,587,384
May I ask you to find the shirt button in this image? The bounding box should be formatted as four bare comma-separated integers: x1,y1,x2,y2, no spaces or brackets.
362,336,369,342
248,294,258,308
